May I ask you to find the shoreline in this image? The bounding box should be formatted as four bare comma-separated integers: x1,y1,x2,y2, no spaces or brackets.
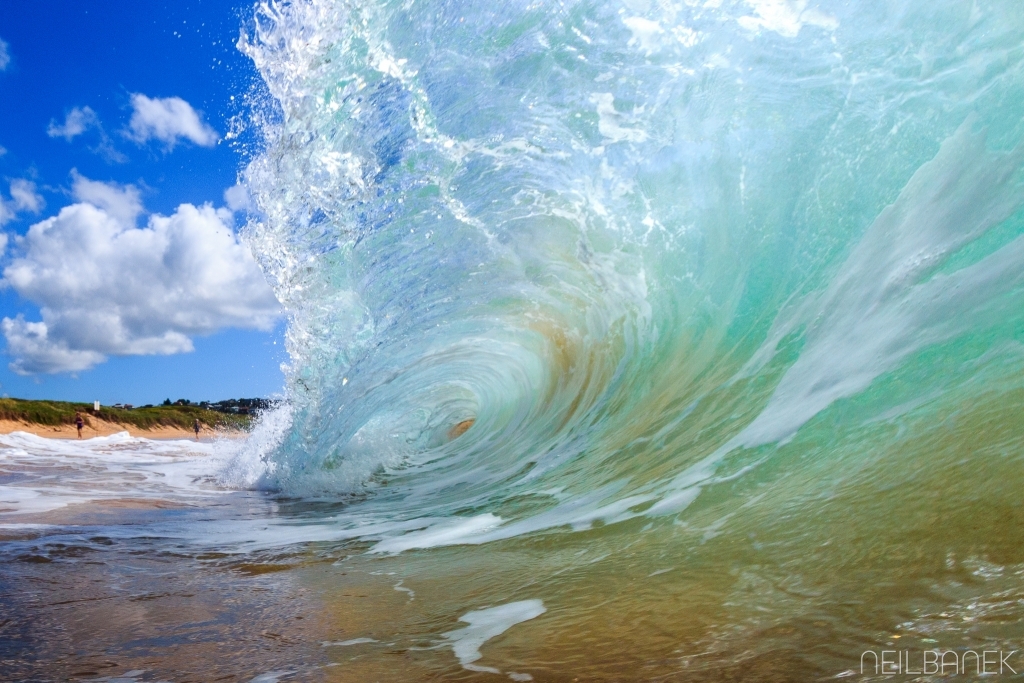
0,417,247,441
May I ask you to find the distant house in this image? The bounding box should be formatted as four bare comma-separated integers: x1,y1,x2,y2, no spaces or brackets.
153,397,278,415
204,397,275,414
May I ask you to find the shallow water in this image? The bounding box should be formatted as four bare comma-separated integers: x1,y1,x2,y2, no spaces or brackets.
8,0,1024,679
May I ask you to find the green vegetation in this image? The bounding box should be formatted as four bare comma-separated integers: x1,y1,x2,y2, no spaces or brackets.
0,398,252,431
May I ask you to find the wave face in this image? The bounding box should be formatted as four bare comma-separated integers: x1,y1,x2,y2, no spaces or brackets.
236,0,1024,676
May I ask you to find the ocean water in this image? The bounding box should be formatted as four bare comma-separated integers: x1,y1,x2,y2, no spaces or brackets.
5,0,1024,680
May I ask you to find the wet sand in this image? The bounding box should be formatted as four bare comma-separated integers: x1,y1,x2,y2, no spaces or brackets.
0,512,331,683
0,418,245,440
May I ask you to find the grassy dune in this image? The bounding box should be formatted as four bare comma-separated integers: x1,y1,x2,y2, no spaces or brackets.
0,398,251,431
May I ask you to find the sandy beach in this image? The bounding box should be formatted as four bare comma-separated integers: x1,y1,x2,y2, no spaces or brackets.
0,418,246,440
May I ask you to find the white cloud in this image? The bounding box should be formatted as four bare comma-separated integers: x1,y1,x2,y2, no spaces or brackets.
0,145,7,157
47,107,127,163
1,177,280,374
0,179,44,227
0,38,10,71
70,171,142,226
1,318,105,376
127,94,219,148
9,180,44,214
223,183,251,213
47,106,100,141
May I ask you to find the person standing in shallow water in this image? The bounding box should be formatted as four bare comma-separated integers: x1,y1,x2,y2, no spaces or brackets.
193,418,201,441
74,412,84,439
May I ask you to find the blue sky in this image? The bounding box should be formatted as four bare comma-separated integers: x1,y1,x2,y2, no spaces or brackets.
0,1,287,406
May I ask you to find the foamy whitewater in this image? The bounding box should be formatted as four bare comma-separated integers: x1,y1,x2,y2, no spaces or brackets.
5,0,1024,680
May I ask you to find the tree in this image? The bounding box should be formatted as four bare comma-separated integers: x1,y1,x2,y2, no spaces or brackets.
162,398,172,406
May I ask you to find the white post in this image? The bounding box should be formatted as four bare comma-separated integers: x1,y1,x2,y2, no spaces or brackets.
93,400,100,411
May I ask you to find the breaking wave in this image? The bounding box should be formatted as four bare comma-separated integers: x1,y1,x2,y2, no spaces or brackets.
231,0,1024,557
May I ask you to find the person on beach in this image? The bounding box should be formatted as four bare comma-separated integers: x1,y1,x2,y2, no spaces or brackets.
74,412,84,439
193,418,201,441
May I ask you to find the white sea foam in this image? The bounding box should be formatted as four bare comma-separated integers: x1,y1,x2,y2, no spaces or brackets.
321,638,378,647
444,600,546,674
83,670,168,683
737,0,838,37
370,513,503,553
220,402,292,488
248,672,294,683
0,431,232,516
